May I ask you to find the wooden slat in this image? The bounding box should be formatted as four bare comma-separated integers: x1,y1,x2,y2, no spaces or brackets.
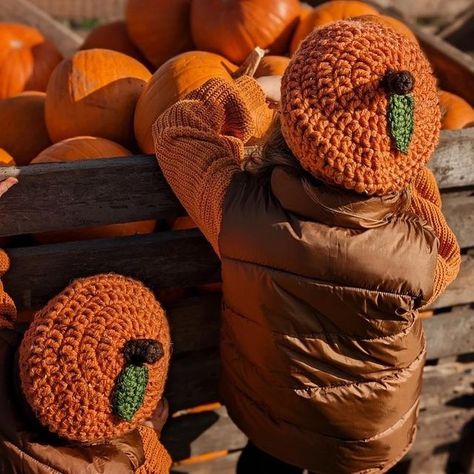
171,452,240,474
428,129,474,189
29,0,126,21
162,404,474,462
0,157,182,237
3,231,220,310
0,0,82,57
442,192,474,249
430,253,474,309
0,128,473,237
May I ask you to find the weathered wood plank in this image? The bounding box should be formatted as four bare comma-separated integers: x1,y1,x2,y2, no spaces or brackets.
429,129,474,189
3,231,220,310
442,192,474,249
0,157,183,237
29,0,126,21
162,404,474,462
0,128,472,237
430,253,474,309
0,0,82,57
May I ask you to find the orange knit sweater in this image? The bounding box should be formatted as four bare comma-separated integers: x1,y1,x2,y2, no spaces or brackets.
153,77,459,308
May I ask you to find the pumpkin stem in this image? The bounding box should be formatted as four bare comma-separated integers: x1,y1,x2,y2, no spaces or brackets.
233,47,267,79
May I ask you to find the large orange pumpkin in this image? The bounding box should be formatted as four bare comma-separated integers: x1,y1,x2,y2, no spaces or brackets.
439,91,474,130
0,23,63,99
290,1,379,53
45,49,151,147
126,0,194,68
0,92,51,165
31,137,156,243
255,55,290,77
191,0,300,64
354,15,417,43
80,21,151,68
134,51,237,153
0,149,15,166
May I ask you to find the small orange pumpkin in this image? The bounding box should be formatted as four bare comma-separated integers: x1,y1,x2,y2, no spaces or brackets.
134,51,237,153
0,149,15,166
45,49,151,147
354,14,417,43
80,21,151,68
255,55,290,77
31,137,156,243
439,91,474,130
126,0,194,68
0,23,63,99
191,0,300,64
0,92,52,165
290,0,379,53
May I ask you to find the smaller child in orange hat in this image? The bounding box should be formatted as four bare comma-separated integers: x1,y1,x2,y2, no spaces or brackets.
0,267,172,474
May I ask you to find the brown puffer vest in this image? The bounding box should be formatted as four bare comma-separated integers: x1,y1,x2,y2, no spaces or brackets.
218,167,438,474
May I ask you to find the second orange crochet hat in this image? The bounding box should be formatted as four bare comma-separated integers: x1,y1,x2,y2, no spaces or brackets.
281,19,440,195
19,274,171,444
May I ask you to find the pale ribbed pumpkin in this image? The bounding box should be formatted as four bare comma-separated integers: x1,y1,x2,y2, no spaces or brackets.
0,92,51,165
191,0,300,64
290,0,379,53
134,51,237,153
439,91,474,130
126,0,194,68
354,15,417,43
0,149,15,166
31,137,156,243
255,56,290,78
45,49,151,147
80,21,151,67
0,23,63,99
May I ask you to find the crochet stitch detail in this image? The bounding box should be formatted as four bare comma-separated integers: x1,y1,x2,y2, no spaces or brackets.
113,364,149,422
388,94,414,154
280,20,440,195
123,339,164,365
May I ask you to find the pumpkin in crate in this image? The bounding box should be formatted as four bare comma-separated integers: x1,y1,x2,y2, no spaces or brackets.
439,91,474,130
0,23,63,99
0,92,52,165
134,51,237,153
191,0,300,64
45,49,151,147
290,0,379,53
80,21,151,68
354,15,417,43
0,149,15,166
255,56,290,77
126,0,194,68
30,137,156,243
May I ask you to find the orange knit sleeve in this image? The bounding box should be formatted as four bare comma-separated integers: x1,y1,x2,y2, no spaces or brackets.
0,250,16,329
152,76,267,255
409,167,461,305
135,426,171,474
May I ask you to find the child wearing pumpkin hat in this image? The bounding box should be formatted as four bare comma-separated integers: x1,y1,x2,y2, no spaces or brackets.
0,266,172,474
153,19,460,474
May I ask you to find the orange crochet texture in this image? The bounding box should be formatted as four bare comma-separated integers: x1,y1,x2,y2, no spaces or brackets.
281,20,440,195
19,274,171,470
0,250,16,329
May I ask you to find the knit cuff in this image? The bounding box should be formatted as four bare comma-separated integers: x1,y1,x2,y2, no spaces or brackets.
234,76,268,116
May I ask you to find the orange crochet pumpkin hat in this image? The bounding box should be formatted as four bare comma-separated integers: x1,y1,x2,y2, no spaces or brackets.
281,19,440,195
19,274,171,444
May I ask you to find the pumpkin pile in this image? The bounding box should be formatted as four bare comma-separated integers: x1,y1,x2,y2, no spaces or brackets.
0,0,472,246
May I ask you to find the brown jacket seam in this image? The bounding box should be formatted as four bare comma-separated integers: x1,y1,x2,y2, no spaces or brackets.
223,300,416,342
1,440,63,473
221,255,419,301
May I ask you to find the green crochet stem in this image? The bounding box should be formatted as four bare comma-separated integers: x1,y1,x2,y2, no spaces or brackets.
113,364,148,422
388,94,414,154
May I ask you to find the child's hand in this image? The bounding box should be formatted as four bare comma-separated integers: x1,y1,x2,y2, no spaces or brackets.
0,177,17,198
143,398,169,433
256,75,282,109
